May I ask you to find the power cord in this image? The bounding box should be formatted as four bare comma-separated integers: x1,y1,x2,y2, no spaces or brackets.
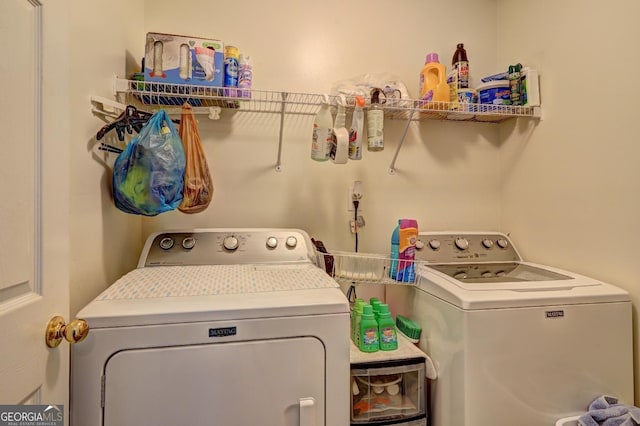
353,199,360,253
347,199,360,304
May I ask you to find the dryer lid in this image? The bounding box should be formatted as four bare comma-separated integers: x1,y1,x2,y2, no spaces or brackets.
78,263,349,328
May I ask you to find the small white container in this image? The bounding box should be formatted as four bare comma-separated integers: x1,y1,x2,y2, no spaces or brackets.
522,67,540,106
477,80,511,105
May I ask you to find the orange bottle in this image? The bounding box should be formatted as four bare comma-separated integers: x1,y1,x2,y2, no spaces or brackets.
420,53,449,105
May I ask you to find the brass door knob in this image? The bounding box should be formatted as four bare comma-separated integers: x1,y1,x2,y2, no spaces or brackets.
45,316,89,348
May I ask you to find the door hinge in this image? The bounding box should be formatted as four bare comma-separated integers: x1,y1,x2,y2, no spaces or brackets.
100,375,105,408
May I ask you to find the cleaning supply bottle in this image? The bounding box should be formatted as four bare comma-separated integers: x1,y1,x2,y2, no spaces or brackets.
311,96,333,161
397,219,418,283
359,304,379,353
237,53,252,99
351,298,365,344
448,43,469,103
367,89,384,152
330,98,349,164
348,96,365,160
508,63,523,106
389,222,400,280
420,52,449,104
378,304,398,351
224,45,239,97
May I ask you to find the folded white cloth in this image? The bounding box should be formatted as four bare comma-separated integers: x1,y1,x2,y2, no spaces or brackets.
578,395,640,426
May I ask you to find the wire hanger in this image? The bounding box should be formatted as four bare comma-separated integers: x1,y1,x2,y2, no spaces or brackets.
95,105,180,142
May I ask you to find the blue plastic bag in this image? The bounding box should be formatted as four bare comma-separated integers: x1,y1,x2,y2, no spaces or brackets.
112,110,185,216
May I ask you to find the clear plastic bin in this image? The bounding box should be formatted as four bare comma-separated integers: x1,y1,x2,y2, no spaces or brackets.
350,361,426,424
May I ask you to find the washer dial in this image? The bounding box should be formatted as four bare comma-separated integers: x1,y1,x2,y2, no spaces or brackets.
182,237,196,250
482,239,494,249
428,239,441,250
223,236,239,251
497,238,509,249
159,237,174,250
285,236,298,248
266,236,278,249
454,237,469,250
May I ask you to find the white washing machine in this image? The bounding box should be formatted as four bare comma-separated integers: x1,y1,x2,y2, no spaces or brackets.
385,231,633,426
71,228,350,426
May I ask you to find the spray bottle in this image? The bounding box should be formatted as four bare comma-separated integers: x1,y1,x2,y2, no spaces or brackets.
367,89,384,151
349,96,365,160
237,53,252,99
311,94,333,161
330,95,349,164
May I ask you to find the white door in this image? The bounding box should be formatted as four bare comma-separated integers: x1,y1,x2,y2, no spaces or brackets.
0,0,70,417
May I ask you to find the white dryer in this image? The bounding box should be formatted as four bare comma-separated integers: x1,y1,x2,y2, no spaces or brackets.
386,231,633,426
71,228,350,426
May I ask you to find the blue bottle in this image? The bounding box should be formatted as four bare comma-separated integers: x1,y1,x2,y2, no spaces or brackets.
389,222,400,280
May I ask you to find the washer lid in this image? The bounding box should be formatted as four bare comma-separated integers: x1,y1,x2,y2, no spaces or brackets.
415,261,630,309
78,263,349,328
427,262,573,286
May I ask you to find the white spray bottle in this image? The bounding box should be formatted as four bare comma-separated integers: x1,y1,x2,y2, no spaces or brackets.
330,95,349,164
311,94,333,161
349,96,365,160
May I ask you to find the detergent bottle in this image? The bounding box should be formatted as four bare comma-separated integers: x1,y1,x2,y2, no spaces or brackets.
359,304,379,353
351,298,365,344
389,222,400,280
420,52,449,105
378,303,398,351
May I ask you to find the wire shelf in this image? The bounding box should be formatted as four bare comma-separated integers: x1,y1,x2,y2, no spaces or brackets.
114,77,540,122
315,251,426,286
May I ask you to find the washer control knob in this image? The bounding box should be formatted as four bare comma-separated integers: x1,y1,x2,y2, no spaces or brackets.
454,237,469,250
285,236,298,248
182,237,196,250
496,270,506,277
497,238,509,249
415,239,425,250
266,236,278,249
428,239,441,250
453,271,467,280
482,239,494,249
223,236,239,251
159,237,175,250
482,271,493,278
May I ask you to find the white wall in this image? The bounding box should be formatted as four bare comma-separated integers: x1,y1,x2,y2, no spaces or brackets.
69,0,144,315
497,0,640,403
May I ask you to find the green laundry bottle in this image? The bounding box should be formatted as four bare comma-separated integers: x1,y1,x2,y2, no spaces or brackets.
359,304,379,353
378,303,398,351
369,297,381,320
352,299,365,345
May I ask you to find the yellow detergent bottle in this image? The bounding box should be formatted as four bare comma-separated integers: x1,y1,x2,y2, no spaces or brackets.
420,52,449,107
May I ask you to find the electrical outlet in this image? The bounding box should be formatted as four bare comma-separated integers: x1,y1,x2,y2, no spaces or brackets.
347,181,363,211
347,186,355,211
349,216,366,233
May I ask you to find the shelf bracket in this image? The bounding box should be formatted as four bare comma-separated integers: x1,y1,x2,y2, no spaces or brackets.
388,104,416,174
275,92,287,172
